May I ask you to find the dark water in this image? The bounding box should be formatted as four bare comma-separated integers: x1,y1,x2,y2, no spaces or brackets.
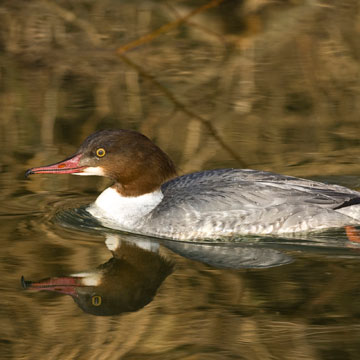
2,1,360,359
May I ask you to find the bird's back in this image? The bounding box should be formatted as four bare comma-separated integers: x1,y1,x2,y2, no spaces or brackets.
142,169,360,240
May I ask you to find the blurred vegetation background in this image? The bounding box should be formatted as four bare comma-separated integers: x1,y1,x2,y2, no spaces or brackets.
1,0,360,179
2,1,360,359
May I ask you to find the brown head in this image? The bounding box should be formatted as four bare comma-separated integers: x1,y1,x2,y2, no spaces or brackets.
26,129,177,196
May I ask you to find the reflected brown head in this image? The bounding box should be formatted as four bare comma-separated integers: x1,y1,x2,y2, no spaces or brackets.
22,241,174,316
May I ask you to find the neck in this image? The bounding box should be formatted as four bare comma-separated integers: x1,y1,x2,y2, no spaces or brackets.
113,171,176,197
87,186,163,229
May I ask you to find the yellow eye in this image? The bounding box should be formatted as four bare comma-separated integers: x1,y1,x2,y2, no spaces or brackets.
96,148,106,157
91,295,102,306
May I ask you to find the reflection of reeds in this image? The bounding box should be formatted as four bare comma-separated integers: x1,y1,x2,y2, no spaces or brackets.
1,0,360,177
2,2,360,357
116,0,226,55
0,1,358,207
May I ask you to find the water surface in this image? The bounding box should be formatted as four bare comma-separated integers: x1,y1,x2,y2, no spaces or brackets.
2,1,360,359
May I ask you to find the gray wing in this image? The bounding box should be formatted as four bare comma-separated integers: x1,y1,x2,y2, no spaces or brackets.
144,169,360,239
159,169,360,211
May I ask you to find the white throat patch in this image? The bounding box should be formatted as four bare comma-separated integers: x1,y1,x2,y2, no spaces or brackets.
87,187,163,230
72,167,105,176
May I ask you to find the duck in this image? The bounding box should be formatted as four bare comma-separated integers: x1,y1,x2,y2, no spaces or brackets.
25,129,360,240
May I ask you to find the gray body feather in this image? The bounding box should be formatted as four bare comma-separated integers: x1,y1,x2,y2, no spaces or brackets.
139,169,360,240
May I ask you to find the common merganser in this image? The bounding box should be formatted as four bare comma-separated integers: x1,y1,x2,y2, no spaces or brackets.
25,129,360,240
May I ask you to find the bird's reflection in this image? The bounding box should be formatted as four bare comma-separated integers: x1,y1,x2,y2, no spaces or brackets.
22,235,173,316
22,233,293,316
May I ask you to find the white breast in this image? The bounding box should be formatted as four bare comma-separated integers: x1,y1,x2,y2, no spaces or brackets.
87,187,163,229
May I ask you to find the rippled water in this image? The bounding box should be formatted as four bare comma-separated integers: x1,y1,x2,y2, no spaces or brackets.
2,1,360,359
